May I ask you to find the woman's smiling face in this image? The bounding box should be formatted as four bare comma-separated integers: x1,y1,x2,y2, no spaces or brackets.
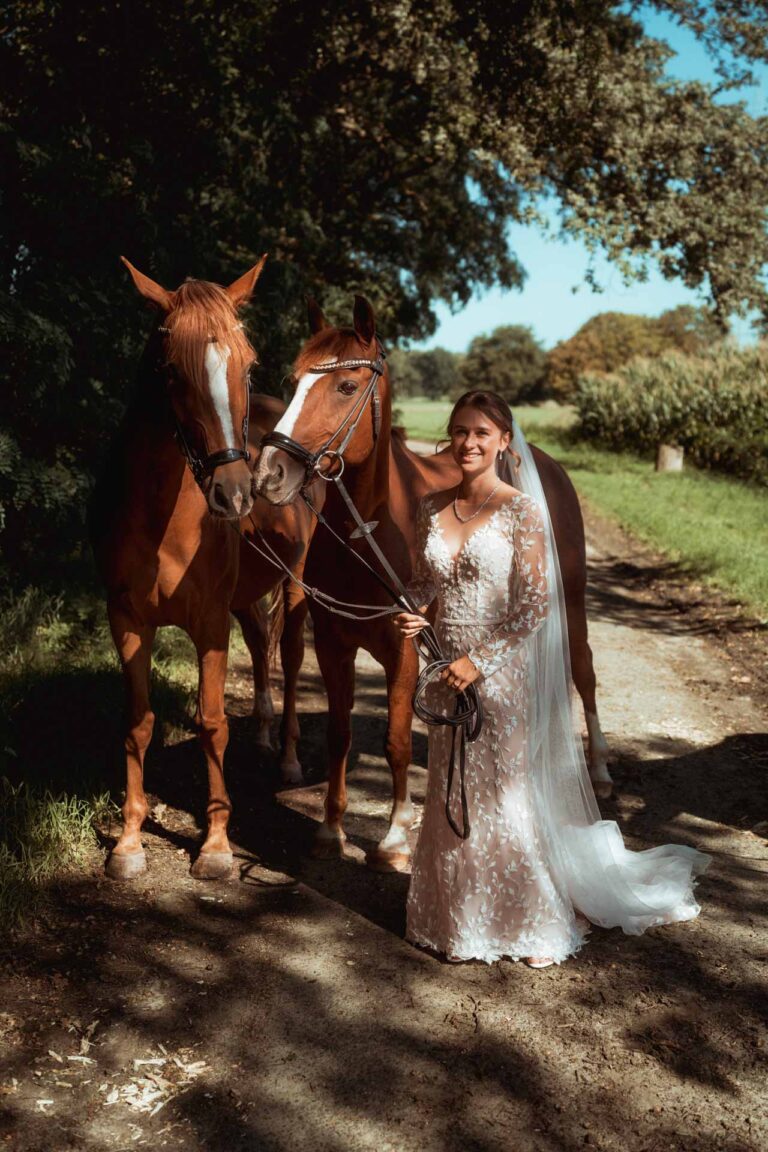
449,405,510,476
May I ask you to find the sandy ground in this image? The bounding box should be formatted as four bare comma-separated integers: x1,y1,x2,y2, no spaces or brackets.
1,500,766,1152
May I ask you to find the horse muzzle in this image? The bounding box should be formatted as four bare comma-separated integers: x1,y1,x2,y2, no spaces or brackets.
207,460,255,519
253,445,306,506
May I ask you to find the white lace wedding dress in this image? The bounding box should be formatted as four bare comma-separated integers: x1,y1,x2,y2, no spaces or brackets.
405,489,709,964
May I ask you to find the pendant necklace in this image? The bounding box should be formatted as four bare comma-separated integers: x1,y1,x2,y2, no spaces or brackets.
453,481,500,524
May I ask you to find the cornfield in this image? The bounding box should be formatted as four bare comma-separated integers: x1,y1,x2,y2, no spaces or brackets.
574,346,768,486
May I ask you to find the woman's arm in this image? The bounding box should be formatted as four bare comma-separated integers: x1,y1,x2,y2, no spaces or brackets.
395,495,437,638
403,495,437,612
466,495,549,678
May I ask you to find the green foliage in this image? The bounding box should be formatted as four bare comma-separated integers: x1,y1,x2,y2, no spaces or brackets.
2,1,768,592
389,347,461,399
458,325,547,403
574,345,768,485
546,307,726,399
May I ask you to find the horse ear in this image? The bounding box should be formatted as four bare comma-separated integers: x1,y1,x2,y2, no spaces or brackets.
306,295,329,334
121,256,174,311
353,295,376,345
226,254,268,308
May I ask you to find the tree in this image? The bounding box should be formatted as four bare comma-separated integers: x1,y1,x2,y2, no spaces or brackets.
2,0,767,588
654,305,725,356
459,326,547,404
389,347,460,399
546,306,727,398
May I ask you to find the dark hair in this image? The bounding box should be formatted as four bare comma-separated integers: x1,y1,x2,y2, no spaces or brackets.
447,390,521,476
448,390,514,437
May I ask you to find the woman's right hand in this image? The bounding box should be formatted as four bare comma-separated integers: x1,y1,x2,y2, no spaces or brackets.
394,610,430,638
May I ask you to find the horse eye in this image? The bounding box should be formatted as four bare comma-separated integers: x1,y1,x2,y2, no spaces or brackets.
338,379,358,396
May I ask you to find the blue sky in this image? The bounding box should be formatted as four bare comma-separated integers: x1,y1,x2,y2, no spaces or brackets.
416,7,767,353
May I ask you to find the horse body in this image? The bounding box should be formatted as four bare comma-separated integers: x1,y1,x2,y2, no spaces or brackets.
92,258,314,881
255,297,611,869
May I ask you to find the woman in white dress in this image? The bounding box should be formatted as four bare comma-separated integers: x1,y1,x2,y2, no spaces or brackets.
395,390,710,968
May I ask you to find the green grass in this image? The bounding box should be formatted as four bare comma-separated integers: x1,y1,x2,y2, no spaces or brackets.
0,588,210,931
399,399,768,621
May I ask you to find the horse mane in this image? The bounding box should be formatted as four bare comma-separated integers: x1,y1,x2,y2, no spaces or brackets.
165,280,256,392
293,327,370,376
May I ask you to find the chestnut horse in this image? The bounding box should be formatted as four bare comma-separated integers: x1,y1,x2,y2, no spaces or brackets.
254,296,611,870
91,258,315,881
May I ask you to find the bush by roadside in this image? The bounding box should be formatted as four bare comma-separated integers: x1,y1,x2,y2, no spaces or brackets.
575,346,768,486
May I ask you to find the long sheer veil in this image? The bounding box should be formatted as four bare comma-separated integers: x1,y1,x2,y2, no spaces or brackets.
500,425,709,934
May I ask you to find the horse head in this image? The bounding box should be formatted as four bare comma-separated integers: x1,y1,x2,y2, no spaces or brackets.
122,255,267,519
254,295,389,505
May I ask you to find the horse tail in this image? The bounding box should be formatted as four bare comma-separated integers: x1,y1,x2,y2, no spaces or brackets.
267,580,286,669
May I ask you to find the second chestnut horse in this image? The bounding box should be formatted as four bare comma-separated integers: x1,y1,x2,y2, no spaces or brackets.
254,296,612,871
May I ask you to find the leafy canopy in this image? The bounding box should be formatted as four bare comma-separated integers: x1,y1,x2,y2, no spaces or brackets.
2,0,767,588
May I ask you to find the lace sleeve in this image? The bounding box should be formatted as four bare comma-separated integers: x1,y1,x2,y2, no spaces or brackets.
467,495,549,678
405,496,438,611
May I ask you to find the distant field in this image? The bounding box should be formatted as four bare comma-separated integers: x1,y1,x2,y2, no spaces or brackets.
394,397,576,443
396,398,768,620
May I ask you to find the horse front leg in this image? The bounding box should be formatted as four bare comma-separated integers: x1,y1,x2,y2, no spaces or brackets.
105,609,155,879
366,638,418,872
278,581,307,786
189,624,234,880
313,630,356,858
565,591,613,799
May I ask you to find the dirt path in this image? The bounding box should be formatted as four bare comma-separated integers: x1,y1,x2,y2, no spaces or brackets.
2,503,766,1152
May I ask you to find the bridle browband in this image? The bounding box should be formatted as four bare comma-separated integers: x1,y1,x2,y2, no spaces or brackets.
247,337,482,840
157,322,252,489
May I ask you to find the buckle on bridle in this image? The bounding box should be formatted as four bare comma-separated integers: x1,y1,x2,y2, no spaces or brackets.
315,450,345,481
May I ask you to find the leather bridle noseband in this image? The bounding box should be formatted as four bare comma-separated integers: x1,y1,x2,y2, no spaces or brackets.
158,324,252,490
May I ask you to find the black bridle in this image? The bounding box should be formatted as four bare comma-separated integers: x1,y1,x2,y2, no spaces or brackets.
259,347,384,487
158,324,252,490
253,340,482,839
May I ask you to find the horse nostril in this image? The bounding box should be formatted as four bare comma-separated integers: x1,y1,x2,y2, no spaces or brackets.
274,461,285,484
212,482,228,510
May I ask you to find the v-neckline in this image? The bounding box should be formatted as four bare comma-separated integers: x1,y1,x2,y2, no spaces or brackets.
432,500,512,565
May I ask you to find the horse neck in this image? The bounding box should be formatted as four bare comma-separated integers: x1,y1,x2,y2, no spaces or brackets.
328,414,391,524
124,359,188,493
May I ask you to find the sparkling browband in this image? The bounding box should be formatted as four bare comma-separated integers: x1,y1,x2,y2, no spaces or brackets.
308,358,381,372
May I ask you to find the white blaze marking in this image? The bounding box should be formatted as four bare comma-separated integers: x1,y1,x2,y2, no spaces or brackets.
205,343,236,447
273,365,337,437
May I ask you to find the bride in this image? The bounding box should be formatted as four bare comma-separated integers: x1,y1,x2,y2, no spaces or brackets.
395,389,710,968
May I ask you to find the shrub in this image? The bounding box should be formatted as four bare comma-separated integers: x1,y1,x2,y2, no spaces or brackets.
574,346,768,486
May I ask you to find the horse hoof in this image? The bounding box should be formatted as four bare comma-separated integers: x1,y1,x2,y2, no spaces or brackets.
311,834,346,860
105,850,147,880
592,779,613,800
190,851,234,881
280,759,304,786
366,847,411,873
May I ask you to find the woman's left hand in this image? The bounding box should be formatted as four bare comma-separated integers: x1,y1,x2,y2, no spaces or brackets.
440,655,480,692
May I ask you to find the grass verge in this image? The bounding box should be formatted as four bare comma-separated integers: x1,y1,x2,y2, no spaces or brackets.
0,588,204,932
399,399,768,621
